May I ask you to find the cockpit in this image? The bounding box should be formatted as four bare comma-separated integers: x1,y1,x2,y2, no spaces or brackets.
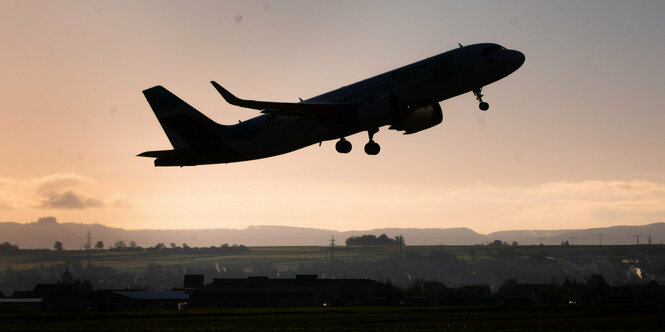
482,45,507,56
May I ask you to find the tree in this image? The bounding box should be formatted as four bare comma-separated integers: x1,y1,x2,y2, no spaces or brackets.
114,241,126,251
54,241,63,251
0,242,19,253
489,240,504,247
129,241,137,250
95,241,104,250
170,242,177,249
154,243,166,250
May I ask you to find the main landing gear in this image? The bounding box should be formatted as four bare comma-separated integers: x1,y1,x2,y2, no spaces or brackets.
364,128,380,155
335,137,352,154
473,87,490,111
335,129,381,155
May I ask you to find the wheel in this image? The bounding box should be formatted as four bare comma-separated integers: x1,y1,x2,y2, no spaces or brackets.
364,141,380,155
335,139,352,154
479,102,489,111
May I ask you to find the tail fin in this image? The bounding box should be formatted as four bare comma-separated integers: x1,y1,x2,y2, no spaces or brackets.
142,86,224,149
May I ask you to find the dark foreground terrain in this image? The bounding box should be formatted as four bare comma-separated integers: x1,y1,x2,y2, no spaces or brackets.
1,304,663,331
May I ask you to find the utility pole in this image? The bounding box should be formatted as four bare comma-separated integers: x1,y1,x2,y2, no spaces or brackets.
399,234,404,260
598,233,603,246
634,235,640,245
329,235,335,262
536,237,544,246
571,236,575,246
84,231,92,251
648,234,652,245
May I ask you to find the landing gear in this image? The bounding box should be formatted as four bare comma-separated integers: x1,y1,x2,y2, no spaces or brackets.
364,141,380,155
335,138,352,154
335,129,381,155
473,87,490,111
364,128,380,155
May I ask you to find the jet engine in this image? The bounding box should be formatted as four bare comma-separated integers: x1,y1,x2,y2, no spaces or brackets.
389,103,443,134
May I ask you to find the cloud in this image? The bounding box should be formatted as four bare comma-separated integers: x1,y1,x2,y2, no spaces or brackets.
430,180,665,231
31,173,93,195
0,173,127,210
40,190,103,209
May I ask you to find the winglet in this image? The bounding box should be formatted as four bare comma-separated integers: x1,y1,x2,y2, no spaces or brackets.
211,81,245,106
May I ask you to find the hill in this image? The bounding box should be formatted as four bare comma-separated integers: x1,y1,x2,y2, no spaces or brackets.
0,217,663,249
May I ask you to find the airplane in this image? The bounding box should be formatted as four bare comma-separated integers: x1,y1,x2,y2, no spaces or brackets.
139,43,525,166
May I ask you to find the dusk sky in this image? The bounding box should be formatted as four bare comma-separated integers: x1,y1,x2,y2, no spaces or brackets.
1,0,664,234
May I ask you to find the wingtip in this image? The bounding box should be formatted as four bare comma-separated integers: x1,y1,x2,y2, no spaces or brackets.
210,81,239,104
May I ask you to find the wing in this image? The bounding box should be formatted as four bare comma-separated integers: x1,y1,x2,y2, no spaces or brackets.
210,81,356,117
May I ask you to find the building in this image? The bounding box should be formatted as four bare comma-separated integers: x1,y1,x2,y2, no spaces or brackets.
190,275,379,308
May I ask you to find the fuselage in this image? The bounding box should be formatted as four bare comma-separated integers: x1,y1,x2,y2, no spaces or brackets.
141,43,525,166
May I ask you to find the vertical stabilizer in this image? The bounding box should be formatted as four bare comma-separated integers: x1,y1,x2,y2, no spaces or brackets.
142,86,223,149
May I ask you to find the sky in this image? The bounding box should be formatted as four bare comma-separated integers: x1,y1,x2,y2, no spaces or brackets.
1,0,664,234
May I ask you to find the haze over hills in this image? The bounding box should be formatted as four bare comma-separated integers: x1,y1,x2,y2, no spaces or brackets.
1,217,664,249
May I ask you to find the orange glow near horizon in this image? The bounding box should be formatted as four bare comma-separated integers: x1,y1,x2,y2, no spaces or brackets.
1,1,665,236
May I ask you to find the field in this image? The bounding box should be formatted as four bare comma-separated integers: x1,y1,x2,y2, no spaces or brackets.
1,304,663,331
1,244,660,273
0,245,665,271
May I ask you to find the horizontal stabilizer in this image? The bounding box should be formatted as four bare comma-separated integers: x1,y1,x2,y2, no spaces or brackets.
138,148,244,166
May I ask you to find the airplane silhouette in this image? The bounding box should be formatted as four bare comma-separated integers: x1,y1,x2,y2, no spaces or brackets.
139,43,524,166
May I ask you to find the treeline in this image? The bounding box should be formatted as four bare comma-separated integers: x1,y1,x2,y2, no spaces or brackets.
0,242,19,253
345,234,403,246
108,242,249,254
0,241,249,254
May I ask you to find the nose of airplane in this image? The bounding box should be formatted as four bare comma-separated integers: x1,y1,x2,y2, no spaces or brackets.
512,50,526,69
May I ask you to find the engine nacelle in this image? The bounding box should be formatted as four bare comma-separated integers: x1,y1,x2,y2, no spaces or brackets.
356,95,395,129
389,103,443,134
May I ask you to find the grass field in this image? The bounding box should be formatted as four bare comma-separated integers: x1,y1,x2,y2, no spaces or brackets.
1,304,663,331
1,244,660,273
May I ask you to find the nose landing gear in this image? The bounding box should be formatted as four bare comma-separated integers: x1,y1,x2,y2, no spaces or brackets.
473,88,490,111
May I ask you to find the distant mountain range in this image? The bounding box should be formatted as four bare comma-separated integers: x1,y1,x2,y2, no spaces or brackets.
1,217,664,249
